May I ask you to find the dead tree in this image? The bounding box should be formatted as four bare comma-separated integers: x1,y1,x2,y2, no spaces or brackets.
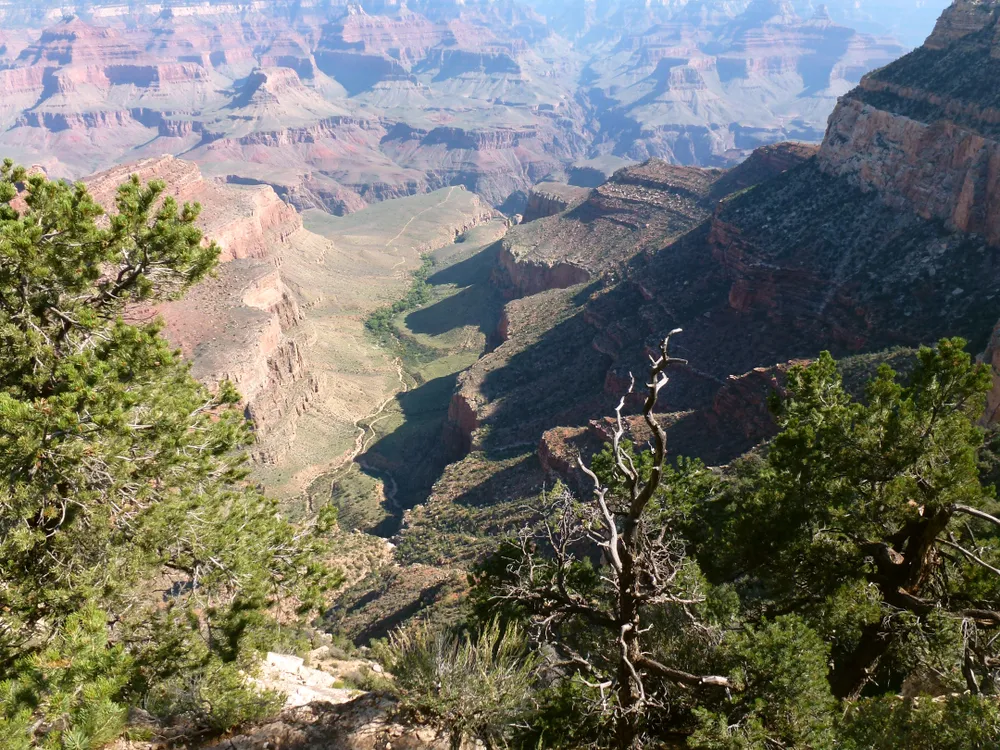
494,330,730,749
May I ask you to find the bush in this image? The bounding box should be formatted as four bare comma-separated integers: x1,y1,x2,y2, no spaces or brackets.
689,616,836,749
0,160,338,744
0,608,132,750
375,619,540,749
840,694,1000,750
365,256,435,338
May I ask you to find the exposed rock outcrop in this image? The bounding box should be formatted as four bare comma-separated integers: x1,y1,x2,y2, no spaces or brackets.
201,695,476,750
86,157,320,462
494,243,592,297
85,156,302,261
0,1,913,207
924,0,998,49
522,182,591,222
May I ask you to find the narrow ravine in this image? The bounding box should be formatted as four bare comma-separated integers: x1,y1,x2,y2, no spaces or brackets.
321,223,507,536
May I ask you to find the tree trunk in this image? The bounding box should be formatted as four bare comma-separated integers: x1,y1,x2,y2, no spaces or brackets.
615,541,641,750
829,621,893,699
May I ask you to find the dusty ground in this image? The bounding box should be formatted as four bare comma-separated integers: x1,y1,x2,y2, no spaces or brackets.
251,187,500,507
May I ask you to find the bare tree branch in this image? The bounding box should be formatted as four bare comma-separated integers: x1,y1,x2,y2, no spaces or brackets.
494,331,728,749
940,537,1000,578
955,504,1000,529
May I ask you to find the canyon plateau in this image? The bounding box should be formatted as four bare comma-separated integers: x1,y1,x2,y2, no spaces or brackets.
0,0,934,216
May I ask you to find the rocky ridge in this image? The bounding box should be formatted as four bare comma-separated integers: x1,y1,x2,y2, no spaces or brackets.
522,181,591,221
87,156,325,463
391,0,1000,586
87,157,499,478
0,0,916,212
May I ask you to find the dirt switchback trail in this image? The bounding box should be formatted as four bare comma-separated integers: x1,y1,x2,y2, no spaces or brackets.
330,359,408,479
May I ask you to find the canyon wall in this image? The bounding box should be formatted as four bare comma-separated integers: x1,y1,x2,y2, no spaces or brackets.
0,0,916,209
406,4,1000,566
86,156,322,463
522,182,590,222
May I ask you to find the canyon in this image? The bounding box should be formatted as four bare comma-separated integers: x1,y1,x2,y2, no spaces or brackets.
348,0,1000,631
73,0,1000,643
0,0,924,217
13,0,1000,745
10,0,996,690
84,155,498,506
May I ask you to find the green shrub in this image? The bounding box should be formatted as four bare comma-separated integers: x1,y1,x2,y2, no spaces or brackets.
0,160,338,744
0,608,132,750
365,256,435,338
375,619,540,749
840,693,1000,750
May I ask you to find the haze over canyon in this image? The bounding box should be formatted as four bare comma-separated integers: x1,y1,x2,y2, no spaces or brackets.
0,0,945,216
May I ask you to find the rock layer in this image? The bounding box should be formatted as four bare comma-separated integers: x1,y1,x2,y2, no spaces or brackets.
0,1,912,208
399,6,1000,567
87,157,321,463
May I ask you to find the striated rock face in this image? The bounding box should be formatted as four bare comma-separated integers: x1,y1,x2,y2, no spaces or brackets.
85,156,302,261
494,243,592,297
18,17,142,65
924,0,998,49
87,157,320,463
709,141,819,198
577,0,906,164
522,182,591,222
446,386,480,455
819,97,1000,243
818,7,1000,244
0,0,915,208
492,156,803,298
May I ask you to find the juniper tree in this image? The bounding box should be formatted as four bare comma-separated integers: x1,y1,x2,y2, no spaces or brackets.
0,160,337,746
483,331,731,749
718,339,1000,700
472,336,1000,748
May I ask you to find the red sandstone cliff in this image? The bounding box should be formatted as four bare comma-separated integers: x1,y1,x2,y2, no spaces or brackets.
85,157,318,462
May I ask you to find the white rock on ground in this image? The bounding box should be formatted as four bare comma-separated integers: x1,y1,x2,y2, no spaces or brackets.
256,651,362,708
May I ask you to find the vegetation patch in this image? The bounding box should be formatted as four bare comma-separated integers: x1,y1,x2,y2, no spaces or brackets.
365,256,435,340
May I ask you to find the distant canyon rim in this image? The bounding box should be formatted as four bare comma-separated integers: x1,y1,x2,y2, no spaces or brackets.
0,0,947,216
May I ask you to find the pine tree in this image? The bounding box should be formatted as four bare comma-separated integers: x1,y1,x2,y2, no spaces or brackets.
718,339,1000,699
0,160,338,745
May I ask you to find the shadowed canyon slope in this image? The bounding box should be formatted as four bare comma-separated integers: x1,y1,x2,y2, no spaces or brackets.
20,0,998,652
384,0,1000,600
86,156,498,505
0,0,923,214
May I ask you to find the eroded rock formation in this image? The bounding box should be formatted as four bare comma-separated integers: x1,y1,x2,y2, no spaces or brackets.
86,157,322,463
399,1,1000,575
0,0,914,209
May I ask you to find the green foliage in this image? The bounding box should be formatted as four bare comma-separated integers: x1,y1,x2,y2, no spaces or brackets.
365,255,435,338
689,616,835,750
715,339,998,696
727,340,989,590
474,337,1000,747
374,619,540,748
0,607,131,750
840,693,1000,749
0,160,339,743
144,659,283,733
509,678,606,750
